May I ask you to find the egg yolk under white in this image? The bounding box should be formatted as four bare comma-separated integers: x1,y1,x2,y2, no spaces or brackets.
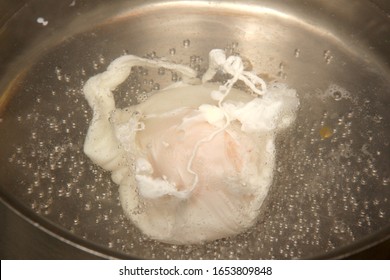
83,49,299,244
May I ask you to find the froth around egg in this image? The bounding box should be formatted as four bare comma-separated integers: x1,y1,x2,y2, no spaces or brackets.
83,50,299,244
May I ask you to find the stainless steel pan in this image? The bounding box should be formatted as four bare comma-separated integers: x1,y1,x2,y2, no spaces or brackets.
0,0,389,259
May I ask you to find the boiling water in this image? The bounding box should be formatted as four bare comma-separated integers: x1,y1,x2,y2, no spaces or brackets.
0,2,389,259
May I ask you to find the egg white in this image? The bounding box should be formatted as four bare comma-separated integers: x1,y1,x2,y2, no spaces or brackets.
83,50,299,244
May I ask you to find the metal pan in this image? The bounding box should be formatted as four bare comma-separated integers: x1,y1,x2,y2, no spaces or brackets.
0,0,389,259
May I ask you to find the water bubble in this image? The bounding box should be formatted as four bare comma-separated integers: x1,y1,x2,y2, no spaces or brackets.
16,146,22,154
323,50,331,57
171,72,178,82
27,185,34,194
153,83,160,91
373,114,383,123
183,39,190,48
137,93,148,103
294,48,301,58
333,91,342,101
190,55,197,63
73,217,80,225
323,50,333,64
325,56,333,64
277,71,287,80
55,66,62,76
231,41,239,49
98,54,105,64
93,61,99,70
84,202,92,211
64,74,71,83
158,67,165,75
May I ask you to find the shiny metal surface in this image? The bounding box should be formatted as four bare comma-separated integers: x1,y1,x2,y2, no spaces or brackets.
0,199,104,259
0,0,389,259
